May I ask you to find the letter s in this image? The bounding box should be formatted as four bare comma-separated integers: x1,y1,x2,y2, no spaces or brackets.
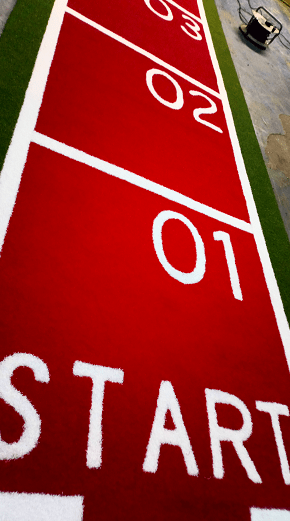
0,353,49,460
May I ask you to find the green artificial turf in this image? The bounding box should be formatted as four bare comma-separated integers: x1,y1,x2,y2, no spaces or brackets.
0,0,289,325
0,0,55,171
204,0,290,325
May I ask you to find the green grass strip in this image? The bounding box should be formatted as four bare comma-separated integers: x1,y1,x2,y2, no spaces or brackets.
204,0,290,325
0,0,289,324
0,0,54,172
279,0,290,7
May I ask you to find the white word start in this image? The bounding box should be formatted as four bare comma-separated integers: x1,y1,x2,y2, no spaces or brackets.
0,353,289,485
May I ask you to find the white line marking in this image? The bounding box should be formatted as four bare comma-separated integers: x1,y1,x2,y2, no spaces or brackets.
251,507,290,521
31,131,252,233
65,7,221,100
0,0,69,254
0,492,84,521
156,0,202,24
196,0,290,363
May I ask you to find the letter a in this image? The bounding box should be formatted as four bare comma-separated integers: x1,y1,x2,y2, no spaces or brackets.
143,381,198,475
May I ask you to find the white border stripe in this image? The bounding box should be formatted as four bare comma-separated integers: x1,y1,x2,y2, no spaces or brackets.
195,0,290,365
0,0,69,254
32,130,252,233
66,7,221,100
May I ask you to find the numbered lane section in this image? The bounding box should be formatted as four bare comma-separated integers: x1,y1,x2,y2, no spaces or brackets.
1,0,290,519
0,143,288,521
35,10,250,222
66,0,218,92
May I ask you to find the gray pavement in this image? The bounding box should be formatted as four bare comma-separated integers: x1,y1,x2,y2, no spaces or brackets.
214,0,290,239
0,0,17,37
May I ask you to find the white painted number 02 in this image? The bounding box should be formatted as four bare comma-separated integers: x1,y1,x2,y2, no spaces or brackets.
146,68,222,133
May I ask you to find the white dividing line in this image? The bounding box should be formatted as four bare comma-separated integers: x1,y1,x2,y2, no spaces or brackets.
195,0,290,363
66,7,221,100
251,507,290,521
32,130,252,233
0,0,69,254
0,492,84,521
164,0,202,23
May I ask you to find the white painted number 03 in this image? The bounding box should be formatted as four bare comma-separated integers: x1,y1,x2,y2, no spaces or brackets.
143,0,202,41
153,211,243,300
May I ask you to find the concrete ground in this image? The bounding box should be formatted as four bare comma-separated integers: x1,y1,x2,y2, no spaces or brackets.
0,0,17,37
214,0,290,239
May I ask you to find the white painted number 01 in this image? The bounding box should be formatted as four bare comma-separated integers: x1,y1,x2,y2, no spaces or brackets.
153,211,242,300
